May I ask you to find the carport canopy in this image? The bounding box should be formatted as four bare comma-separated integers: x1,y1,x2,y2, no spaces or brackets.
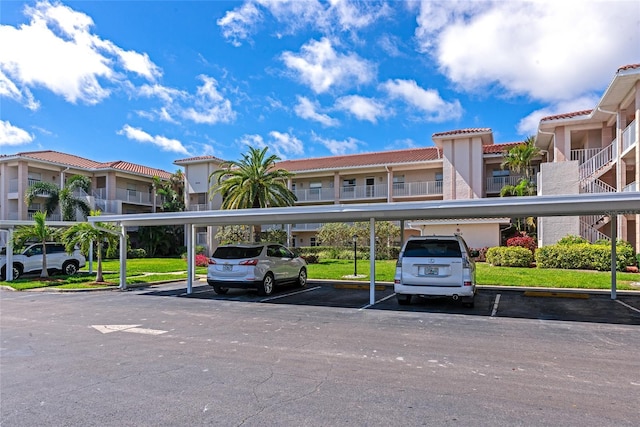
84,192,640,304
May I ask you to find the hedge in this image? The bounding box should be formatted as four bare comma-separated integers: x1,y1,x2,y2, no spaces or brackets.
535,242,635,271
486,246,533,267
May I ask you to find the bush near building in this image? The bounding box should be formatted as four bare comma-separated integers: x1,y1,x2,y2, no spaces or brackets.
506,235,537,254
486,246,534,267
535,240,636,271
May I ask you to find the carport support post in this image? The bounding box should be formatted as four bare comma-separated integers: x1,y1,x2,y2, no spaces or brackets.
88,240,94,274
119,224,127,290
370,217,376,305
611,214,617,300
186,224,194,295
6,228,14,281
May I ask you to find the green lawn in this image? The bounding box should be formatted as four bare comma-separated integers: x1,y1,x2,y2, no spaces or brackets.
2,258,638,291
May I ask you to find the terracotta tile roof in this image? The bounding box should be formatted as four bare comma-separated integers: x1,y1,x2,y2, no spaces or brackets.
484,142,522,154
2,150,172,179
174,155,224,164
618,63,640,72
276,147,443,172
540,110,592,122
432,128,492,138
96,161,173,180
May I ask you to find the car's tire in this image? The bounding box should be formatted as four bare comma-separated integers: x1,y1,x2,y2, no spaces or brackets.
258,273,275,296
297,268,307,288
212,285,229,295
62,261,79,276
396,294,412,305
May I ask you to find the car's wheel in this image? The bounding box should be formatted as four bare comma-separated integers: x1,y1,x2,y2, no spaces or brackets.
297,268,307,288
258,273,275,296
212,285,229,295
62,261,79,276
396,294,412,305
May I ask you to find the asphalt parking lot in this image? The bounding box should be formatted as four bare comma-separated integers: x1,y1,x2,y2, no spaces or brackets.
144,280,640,325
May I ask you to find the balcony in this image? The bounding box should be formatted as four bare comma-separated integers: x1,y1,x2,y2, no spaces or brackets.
486,175,530,193
293,187,335,203
340,184,388,200
94,188,162,206
188,204,211,211
622,119,637,153
622,182,638,193
392,181,443,198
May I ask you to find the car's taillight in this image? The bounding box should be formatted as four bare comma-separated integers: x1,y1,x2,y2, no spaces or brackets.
240,259,259,266
208,258,216,265
464,281,472,287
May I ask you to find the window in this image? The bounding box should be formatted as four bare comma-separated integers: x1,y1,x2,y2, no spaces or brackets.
127,183,137,196
435,172,443,182
310,237,317,247
492,169,510,178
197,193,206,204
310,182,322,196
343,178,355,191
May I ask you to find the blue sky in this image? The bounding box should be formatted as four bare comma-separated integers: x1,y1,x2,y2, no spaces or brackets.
1,1,638,172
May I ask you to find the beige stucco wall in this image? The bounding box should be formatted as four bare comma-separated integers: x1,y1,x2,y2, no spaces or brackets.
408,222,503,249
441,137,483,200
537,161,580,246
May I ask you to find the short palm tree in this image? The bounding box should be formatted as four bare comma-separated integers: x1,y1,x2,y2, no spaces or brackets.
500,136,540,180
209,147,296,241
25,174,91,221
61,211,120,283
11,211,58,278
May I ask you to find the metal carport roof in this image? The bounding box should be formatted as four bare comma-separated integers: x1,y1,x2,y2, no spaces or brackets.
86,192,640,304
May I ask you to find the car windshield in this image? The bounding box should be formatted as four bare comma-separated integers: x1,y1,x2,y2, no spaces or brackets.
213,246,263,259
403,240,462,257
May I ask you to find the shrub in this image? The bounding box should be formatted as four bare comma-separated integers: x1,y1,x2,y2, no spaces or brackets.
535,241,635,271
195,245,207,255
486,246,533,267
194,254,209,267
506,236,537,254
127,248,147,259
557,235,588,245
300,254,319,264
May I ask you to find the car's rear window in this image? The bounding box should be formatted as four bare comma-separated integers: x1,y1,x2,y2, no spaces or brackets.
213,246,263,259
403,240,462,258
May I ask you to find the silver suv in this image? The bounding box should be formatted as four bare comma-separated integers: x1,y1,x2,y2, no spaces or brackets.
1,242,86,280
394,235,476,307
207,243,307,296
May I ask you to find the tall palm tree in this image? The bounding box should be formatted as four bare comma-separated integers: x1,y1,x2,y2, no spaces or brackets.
24,174,91,221
500,136,540,180
61,211,120,283
209,146,296,241
11,211,58,278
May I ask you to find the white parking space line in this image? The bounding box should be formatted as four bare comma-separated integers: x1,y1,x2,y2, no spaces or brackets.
260,286,322,302
616,299,640,314
359,293,396,310
491,294,501,317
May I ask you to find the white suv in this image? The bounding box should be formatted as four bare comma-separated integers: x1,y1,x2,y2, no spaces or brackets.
394,235,476,307
1,242,86,280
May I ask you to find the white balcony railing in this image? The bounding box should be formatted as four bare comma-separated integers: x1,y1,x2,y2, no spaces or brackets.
578,142,616,181
570,148,603,164
188,204,210,211
293,187,335,203
393,180,443,197
485,175,530,193
580,179,616,194
622,182,638,192
339,183,388,200
622,119,637,153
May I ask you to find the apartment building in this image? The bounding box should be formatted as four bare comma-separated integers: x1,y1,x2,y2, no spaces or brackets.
0,150,172,245
176,64,639,253
175,134,534,251
535,64,639,251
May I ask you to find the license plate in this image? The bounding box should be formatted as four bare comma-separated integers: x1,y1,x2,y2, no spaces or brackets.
421,267,438,275
223,264,233,271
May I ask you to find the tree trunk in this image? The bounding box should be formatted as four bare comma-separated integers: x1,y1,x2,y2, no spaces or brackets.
40,241,49,278
95,243,104,282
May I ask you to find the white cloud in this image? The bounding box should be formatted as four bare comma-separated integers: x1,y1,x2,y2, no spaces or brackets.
138,75,236,125
239,131,304,159
281,37,375,93
377,33,402,57
381,79,462,122
217,2,262,47
0,69,39,110
334,95,387,123
0,1,161,107
0,120,34,146
385,138,418,151
117,124,189,155
517,95,600,136
217,0,389,45
416,1,640,101
294,96,339,126
312,133,360,155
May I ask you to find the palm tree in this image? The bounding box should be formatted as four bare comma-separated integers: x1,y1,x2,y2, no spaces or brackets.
24,174,91,221
61,210,120,283
500,136,540,180
11,211,58,278
209,147,296,241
